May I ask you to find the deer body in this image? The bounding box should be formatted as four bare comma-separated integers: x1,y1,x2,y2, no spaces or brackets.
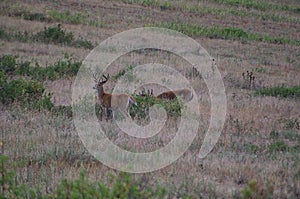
157,88,193,102
94,74,137,121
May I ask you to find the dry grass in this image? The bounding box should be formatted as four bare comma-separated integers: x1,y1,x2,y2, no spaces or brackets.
1,0,299,198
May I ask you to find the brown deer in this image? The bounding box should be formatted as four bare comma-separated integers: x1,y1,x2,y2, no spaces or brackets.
156,88,193,102
93,73,137,121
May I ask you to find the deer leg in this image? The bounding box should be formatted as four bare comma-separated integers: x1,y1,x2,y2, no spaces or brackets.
125,100,132,119
111,110,115,121
99,105,103,121
104,107,109,122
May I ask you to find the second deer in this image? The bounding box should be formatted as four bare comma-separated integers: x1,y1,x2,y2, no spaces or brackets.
93,73,137,121
156,88,193,102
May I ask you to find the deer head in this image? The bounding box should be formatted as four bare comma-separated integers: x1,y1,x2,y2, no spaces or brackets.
93,73,110,89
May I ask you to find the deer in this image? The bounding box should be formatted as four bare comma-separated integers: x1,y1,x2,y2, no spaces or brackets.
156,88,193,102
93,73,137,121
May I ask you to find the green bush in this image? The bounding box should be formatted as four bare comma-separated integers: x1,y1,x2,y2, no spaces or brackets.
0,25,94,48
73,37,94,49
0,54,82,81
0,71,7,88
0,28,8,39
29,57,81,81
33,24,94,48
0,54,17,74
130,95,183,119
34,24,74,45
0,72,53,110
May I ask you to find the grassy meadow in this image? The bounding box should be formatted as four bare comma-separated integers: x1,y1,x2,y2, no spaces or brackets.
0,0,299,198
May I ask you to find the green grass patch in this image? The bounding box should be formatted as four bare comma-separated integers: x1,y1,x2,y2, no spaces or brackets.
119,0,300,23
47,10,105,27
48,10,87,25
154,22,300,46
0,25,94,49
0,155,168,199
255,85,300,98
268,140,289,153
120,0,160,7
0,54,82,81
211,0,300,13
0,4,47,22
0,3,105,27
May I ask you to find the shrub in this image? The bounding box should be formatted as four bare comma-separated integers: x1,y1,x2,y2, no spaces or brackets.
73,37,94,49
130,95,183,119
33,24,94,48
0,71,7,88
0,74,53,110
0,54,17,74
34,24,74,45
0,25,94,48
0,54,82,81
29,57,81,81
0,28,8,39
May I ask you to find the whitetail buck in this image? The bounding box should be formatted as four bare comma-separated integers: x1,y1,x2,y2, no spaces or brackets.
156,88,193,102
93,73,137,121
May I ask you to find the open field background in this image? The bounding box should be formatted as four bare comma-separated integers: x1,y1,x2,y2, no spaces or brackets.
0,0,299,198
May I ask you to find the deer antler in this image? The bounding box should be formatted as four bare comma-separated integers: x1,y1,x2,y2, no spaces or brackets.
101,74,110,84
93,71,101,83
93,72,110,84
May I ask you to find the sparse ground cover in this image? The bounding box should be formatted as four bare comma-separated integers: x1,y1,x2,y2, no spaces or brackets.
0,0,299,198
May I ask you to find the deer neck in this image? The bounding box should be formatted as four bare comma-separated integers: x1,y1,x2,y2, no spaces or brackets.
97,86,105,99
